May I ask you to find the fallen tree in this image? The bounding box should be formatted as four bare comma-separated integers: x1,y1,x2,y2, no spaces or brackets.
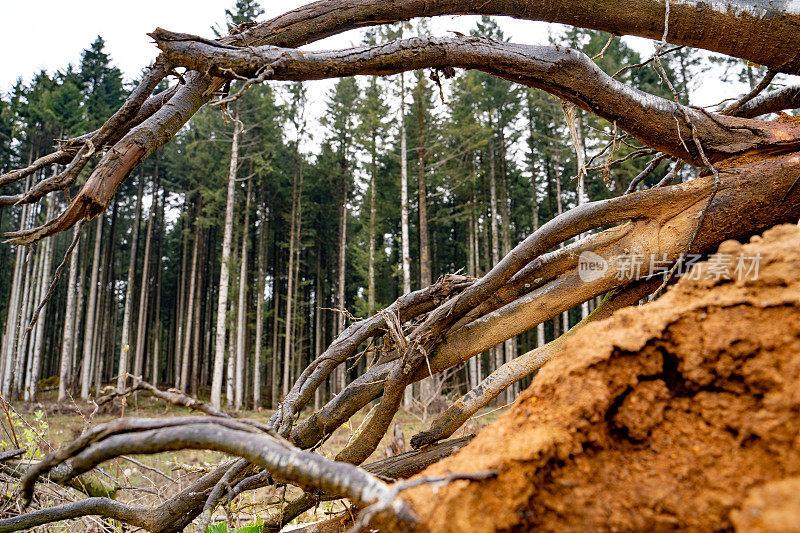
2,0,800,530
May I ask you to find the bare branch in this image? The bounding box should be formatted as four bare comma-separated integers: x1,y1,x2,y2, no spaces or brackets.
722,68,778,115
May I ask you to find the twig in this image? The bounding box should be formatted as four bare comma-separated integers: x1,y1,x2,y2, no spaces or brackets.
625,153,668,194
722,68,777,115
592,35,615,60
0,393,20,449
119,456,176,483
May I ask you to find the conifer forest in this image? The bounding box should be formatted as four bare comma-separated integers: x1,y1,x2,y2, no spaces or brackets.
1,1,800,531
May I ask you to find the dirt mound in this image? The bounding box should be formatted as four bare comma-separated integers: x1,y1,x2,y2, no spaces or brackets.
401,224,800,532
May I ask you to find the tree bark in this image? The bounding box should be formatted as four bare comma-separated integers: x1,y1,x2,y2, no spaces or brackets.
180,206,201,393
118,171,144,390
334,166,348,394
235,179,252,410
283,152,301,398
134,164,158,383
211,110,243,410
253,200,268,410
58,224,81,401
26,198,55,401
80,215,103,399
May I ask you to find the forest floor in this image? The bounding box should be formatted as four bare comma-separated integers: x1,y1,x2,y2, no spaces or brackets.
9,391,502,530
397,223,800,533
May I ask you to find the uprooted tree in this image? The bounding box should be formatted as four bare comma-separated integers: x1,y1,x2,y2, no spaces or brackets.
2,0,800,530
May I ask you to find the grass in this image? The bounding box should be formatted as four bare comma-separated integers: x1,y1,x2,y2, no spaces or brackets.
2,389,506,531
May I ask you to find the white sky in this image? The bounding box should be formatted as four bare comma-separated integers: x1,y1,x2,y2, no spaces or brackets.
0,1,754,140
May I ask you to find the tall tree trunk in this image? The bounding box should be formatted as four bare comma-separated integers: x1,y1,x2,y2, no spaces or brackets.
134,168,158,382
417,81,431,289
575,111,590,320
313,241,323,411
1,218,25,396
552,137,569,336
190,234,205,397
58,224,81,401
400,71,413,410
94,199,118,394
80,214,103,399
283,152,301,398
235,179,252,410
70,237,87,392
527,95,546,349
497,127,517,402
118,170,143,391
211,111,243,410
334,168,348,394
174,209,190,388
253,199,268,410
487,132,503,376
180,204,202,392
26,198,55,402
2,173,32,397
23,227,45,401
151,187,164,386
270,281,280,408
368,134,377,315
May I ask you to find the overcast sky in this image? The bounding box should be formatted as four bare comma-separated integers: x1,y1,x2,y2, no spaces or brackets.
0,1,754,136
0,1,564,91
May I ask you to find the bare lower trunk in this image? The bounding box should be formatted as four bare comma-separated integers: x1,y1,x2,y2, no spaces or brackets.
488,134,502,376
368,144,377,315
400,71,413,410
334,176,348,393
80,215,103,399
118,171,143,391
235,179,252,410
58,224,81,401
253,201,268,409
180,219,201,393
133,175,157,382
552,139,569,335
26,199,55,402
23,230,44,401
283,156,300,398
211,111,242,410
174,212,190,388
151,191,164,385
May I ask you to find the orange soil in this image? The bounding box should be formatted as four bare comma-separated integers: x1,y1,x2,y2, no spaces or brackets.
400,224,800,532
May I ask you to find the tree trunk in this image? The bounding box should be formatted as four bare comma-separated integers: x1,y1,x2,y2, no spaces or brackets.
253,199,268,410
400,71,413,410
552,138,569,335
23,226,44,401
488,133,503,375
118,170,143,391
235,179,252,410
151,187,165,385
26,198,55,402
134,167,158,382
174,209,190,388
368,133,377,315
181,205,202,393
417,79,431,289
334,167,348,394
211,110,243,410
1,210,26,396
283,152,302,398
79,215,103,399
58,224,81,401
